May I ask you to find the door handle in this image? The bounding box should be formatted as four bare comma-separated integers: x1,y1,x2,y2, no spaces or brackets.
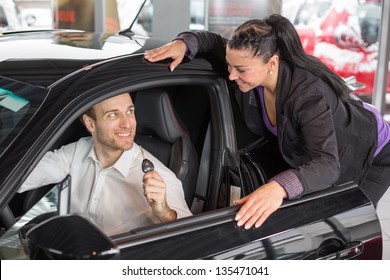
316,239,363,260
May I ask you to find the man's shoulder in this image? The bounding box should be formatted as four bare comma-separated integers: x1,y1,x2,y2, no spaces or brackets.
76,136,93,144
57,136,93,154
61,136,92,147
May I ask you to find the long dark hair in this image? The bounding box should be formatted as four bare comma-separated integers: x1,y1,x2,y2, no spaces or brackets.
228,14,351,100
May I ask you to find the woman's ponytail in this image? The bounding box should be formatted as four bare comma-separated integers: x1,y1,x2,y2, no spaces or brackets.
265,14,351,100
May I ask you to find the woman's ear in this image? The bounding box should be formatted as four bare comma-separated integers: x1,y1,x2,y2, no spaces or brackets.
268,55,279,72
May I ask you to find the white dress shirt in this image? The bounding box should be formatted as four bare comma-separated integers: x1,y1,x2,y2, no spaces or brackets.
19,137,192,236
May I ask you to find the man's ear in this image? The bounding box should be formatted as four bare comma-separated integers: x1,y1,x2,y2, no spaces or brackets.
82,114,95,134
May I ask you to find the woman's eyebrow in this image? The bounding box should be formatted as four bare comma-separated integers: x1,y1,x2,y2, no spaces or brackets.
226,61,243,68
225,59,249,68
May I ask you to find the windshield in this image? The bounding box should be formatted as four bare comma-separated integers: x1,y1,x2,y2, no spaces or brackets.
0,77,47,155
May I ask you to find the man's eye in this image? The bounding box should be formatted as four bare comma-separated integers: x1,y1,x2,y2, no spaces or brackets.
108,113,117,118
237,68,245,73
127,109,135,115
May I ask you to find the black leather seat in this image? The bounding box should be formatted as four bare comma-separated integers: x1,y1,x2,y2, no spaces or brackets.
134,89,199,207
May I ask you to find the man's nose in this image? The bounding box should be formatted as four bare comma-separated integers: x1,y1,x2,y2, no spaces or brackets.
119,115,132,128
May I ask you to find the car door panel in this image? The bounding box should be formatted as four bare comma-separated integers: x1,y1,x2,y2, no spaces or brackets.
113,183,381,259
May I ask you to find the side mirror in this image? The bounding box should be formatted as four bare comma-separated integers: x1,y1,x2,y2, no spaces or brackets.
26,214,120,259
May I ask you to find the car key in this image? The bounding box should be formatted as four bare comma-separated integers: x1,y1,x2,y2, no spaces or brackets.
140,146,154,173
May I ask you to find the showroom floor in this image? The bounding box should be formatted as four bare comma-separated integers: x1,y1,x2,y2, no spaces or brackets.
377,186,390,259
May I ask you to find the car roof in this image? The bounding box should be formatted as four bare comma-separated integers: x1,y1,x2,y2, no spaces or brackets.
0,29,169,86
0,29,157,61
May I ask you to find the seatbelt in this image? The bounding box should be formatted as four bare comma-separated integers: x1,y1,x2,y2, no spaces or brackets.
191,123,211,214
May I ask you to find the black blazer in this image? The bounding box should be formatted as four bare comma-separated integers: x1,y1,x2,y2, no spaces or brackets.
234,61,377,196
180,31,378,196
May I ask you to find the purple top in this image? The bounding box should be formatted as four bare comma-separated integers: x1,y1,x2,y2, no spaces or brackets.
258,86,277,136
363,102,390,156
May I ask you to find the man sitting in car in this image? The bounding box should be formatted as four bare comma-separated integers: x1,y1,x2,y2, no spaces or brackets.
18,93,192,236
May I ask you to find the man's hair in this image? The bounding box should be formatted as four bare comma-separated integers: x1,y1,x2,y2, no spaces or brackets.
79,92,134,125
82,107,96,120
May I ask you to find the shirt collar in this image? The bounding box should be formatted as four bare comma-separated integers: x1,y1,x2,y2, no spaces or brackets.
87,142,139,178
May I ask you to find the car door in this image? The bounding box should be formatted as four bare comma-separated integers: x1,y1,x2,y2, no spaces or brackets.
111,182,381,259
2,178,380,260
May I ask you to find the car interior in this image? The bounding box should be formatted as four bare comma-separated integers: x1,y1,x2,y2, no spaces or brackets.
133,88,199,206
6,84,213,230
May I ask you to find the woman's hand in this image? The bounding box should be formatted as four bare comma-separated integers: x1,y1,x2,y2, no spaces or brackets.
234,180,287,229
144,40,187,71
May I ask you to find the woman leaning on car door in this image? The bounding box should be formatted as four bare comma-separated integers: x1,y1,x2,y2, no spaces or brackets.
144,14,390,230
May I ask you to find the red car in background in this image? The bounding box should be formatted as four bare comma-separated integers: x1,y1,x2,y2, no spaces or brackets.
284,0,388,97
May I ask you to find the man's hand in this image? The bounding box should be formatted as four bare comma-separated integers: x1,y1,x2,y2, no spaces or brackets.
234,181,287,229
144,40,187,71
142,170,177,222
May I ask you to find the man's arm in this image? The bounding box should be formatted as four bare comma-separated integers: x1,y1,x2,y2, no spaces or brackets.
19,148,71,193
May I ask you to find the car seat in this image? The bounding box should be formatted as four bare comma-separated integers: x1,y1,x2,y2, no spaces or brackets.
134,89,199,207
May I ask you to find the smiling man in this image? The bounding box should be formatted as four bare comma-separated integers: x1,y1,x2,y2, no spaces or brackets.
19,93,191,236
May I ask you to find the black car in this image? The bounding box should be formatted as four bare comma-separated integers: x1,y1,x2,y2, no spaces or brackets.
0,29,383,260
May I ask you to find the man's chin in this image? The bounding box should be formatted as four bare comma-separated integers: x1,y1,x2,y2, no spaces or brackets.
118,142,134,151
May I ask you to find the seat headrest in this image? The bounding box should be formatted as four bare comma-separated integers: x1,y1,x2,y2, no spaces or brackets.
135,89,189,143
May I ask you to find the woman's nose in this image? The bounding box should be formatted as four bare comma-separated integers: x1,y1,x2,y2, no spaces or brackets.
228,69,237,81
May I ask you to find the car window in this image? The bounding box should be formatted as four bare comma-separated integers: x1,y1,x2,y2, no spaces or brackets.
0,183,59,259
0,78,47,155
0,174,71,260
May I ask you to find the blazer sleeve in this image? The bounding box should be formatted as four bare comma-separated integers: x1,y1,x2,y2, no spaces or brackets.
176,31,228,62
281,93,341,197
